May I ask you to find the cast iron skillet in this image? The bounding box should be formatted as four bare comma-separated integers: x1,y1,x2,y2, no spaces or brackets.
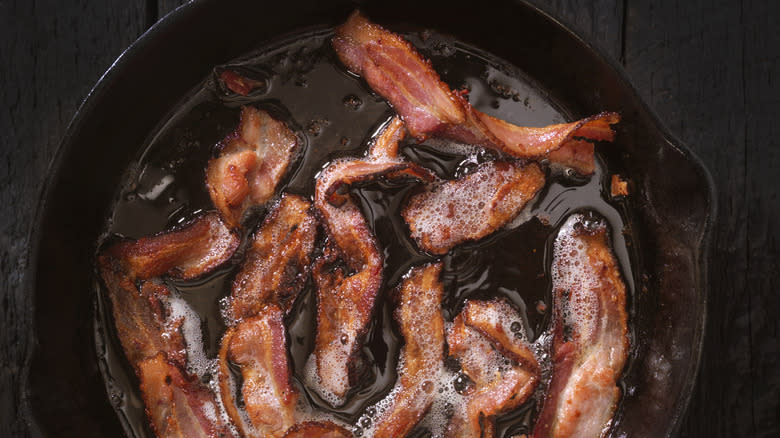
21,0,715,436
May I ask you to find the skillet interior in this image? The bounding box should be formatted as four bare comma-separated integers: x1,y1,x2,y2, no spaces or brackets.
22,0,714,437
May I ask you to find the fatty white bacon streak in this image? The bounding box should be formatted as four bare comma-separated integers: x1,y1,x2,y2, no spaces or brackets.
533,213,629,438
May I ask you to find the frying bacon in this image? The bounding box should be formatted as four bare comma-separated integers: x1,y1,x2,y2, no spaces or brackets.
402,160,545,254
446,299,540,438
282,421,352,438
138,353,237,438
219,70,266,96
206,106,299,227
372,263,445,438
98,213,241,438
532,213,629,438
102,212,240,281
333,11,620,174
218,305,298,438
224,194,317,323
98,213,239,367
311,117,433,402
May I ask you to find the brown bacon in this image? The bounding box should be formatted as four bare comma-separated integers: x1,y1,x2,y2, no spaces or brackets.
282,421,352,438
373,263,445,438
333,11,620,174
402,160,545,254
446,299,540,438
206,106,298,227
102,212,240,281
224,194,317,323
532,213,629,438
312,117,434,401
218,305,298,438
98,213,241,438
138,353,236,438
219,70,266,96
98,213,240,367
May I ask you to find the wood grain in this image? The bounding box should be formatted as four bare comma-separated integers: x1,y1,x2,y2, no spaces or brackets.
0,1,147,436
1,0,778,437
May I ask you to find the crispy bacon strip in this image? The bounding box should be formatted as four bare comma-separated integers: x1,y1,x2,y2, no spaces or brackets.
138,353,236,438
532,213,629,438
98,213,239,367
98,214,240,438
282,421,352,438
224,194,317,323
220,70,266,96
333,11,620,174
402,160,545,254
312,117,433,402
102,212,240,281
206,106,298,227
218,305,297,438
372,263,445,438
447,299,540,438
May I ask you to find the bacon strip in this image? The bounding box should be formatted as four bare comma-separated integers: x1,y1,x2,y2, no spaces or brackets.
532,213,629,438
282,421,352,438
218,305,297,438
138,353,236,438
446,299,540,438
312,117,433,402
333,11,620,174
206,106,299,227
98,214,241,438
224,194,317,323
373,263,445,438
102,212,240,281
402,160,545,254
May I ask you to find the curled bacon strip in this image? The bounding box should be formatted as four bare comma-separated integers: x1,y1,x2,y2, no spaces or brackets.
138,353,236,438
218,305,298,438
102,212,240,281
333,11,620,174
446,299,540,438
532,213,629,438
402,160,545,254
206,106,299,227
98,213,240,438
282,421,352,438
223,194,317,324
372,263,445,438
311,117,434,402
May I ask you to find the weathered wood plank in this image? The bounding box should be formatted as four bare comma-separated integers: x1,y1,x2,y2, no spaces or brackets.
623,0,780,436
0,1,147,436
742,1,780,437
526,0,624,61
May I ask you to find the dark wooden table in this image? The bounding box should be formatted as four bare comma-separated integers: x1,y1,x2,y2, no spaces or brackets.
1,1,778,436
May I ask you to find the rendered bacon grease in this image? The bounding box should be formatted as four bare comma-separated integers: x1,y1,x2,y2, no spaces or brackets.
97,9,630,438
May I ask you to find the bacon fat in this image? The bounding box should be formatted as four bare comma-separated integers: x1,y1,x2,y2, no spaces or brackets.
206,106,299,227
402,160,545,254
532,213,629,438
333,11,619,174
